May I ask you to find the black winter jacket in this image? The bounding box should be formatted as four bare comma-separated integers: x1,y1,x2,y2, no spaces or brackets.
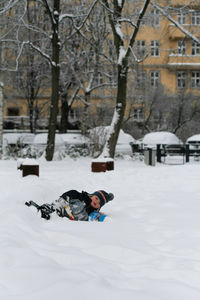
61,190,97,219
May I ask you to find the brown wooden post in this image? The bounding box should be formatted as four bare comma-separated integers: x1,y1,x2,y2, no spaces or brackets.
18,159,39,177
106,160,114,171
91,161,107,172
91,158,114,172
22,165,39,177
0,83,3,159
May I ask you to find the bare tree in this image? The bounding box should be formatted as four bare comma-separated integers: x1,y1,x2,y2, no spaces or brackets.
100,0,151,158
61,3,117,134
22,0,100,160
10,1,50,133
167,91,200,135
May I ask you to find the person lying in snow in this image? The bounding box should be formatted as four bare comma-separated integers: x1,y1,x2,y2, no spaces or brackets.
25,190,114,222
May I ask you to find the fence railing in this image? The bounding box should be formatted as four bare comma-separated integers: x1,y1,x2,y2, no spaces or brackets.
3,115,79,130
156,144,200,163
131,143,200,164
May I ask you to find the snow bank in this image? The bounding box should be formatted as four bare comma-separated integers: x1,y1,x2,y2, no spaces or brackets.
33,133,64,145
0,158,200,299
143,131,182,147
187,134,200,142
89,126,135,155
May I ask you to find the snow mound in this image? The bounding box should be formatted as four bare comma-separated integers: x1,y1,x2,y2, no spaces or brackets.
33,133,64,145
187,134,200,142
143,131,182,147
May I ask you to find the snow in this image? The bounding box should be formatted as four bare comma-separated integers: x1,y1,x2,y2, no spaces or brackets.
117,0,122,7
33,133,64,146
168,63,200,66
115,24,124,40
187,134,200,142
142,131,182,148
118,46,127,65
20,158,39,166
59,14,74,22
186,134,200,149
92,157,114,163
1,157,200,299
89,126,135,156
61,133,89,147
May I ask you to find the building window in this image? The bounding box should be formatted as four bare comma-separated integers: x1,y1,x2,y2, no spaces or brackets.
136,71,146,88
133,107,144,121
150,71,159,87
191,41,200,56
150,9,159,27
191,11,200,25
150,41,160,57
177,71,186,88
94,72,103,85
178,11,186,24
108,71,115,84
7,107,19,116
191,71,200,88
178,40,186,55
136,40,146,57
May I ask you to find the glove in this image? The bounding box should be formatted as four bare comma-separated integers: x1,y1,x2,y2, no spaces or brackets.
89,211,107,222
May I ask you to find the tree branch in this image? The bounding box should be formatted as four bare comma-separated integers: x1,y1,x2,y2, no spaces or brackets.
151,2,200,45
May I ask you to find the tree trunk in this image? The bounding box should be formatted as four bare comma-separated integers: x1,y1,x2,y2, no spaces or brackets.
81,91,90,135
60,95,69,133
101,0,151,158
45,0,60,161
102,63,128,158
29,104,34,133
45,64,60,160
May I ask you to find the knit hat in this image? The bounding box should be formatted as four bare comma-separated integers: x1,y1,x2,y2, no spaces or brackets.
92,190,114,208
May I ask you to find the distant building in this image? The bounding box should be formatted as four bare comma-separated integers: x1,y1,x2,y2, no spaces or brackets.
1,0,200,129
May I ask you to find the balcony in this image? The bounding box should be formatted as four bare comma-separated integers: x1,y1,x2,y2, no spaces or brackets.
168,25,186,39
168,24,200,40
169,0,197,5
3,115,80,131
167,55,200,69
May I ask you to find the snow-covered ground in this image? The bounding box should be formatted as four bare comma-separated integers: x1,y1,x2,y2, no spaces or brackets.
1,157,200,300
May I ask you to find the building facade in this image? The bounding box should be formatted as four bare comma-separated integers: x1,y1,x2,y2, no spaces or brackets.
131,1,200,122
1,0,200,131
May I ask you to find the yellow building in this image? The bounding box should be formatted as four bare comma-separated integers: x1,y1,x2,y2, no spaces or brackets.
131,1,200,118
1,0,200,130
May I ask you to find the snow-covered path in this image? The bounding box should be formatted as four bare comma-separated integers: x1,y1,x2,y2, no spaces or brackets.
0,158,200,300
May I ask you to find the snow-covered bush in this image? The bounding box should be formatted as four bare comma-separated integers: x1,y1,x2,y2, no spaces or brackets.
66,145,89,159
3,140,44,160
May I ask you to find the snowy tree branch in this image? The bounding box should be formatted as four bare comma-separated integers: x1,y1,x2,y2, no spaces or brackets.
151,2,200,45
28,42,52,65
41,0,55,27
128,46,148,63
127,0,151,57
0,0,20,14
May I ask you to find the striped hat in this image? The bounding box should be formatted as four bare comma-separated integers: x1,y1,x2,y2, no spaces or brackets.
93,190,114,208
